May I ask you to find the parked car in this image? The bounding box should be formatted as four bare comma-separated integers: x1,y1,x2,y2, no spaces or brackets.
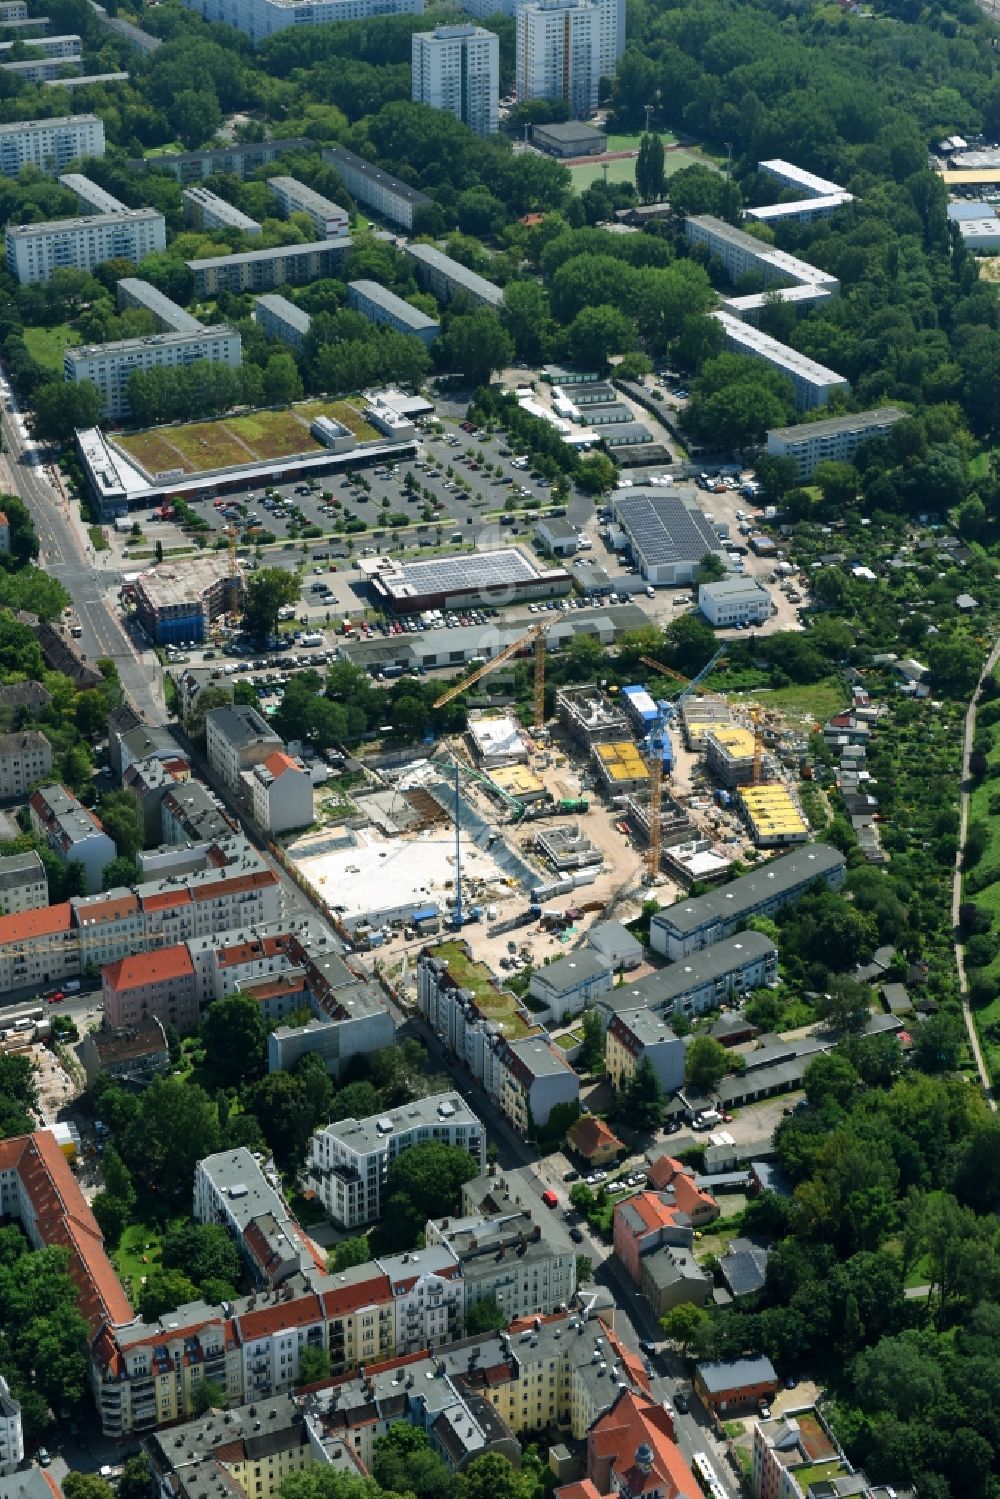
569,1227,585,1244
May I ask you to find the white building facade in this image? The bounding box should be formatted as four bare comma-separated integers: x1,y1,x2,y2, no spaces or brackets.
178,0,423,43
267,175,350,239
698,578,774,628
516,0,601,120
0,113,103,175
6,207,166,284
65,325,241,419
412,25,499,136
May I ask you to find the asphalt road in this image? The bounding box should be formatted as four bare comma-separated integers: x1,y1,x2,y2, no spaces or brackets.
0,373,165,725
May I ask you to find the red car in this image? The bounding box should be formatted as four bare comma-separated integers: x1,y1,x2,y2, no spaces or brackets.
541,1189,558,1208
46,992,63,1004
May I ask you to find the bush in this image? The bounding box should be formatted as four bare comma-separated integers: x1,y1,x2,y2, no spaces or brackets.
964,933,999,969
959,902,992,936
967,973,1000,1009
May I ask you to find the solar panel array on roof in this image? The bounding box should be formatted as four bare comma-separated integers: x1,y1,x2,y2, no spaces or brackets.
615,493,722,567
390,550,540,591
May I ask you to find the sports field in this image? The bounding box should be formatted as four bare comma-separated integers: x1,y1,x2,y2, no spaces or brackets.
117,399,378,476
568,146,707,195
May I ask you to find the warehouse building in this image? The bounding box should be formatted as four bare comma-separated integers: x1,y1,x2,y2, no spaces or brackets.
187,238,349,296
267,175,349,239
737,783,808,847
347,278,440,346
650,843,845,959
712,310,850,410
0,113,104,175
698,577,773,628
116,277,203,333
323,145,432,230
612,490,728,585
183,185,261,236
765,406,907,478
253,292,312,350
65,325,241,420
130,553,243,645
404,240,503,307
5,207,165,284
362,548,571,615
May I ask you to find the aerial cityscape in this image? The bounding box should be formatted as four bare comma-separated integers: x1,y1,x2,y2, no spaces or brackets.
0,1,998,1498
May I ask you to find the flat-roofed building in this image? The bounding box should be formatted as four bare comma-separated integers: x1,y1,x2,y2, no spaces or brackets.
699,576,773,628
404,240,503,307
267,174,349,238
686,214,839,296
712,309,850,411
412,23,499,136
495,1034,579,1133
0,112,103,176
322,145,431,230
116,276,203,332
0,54,80,79
183,185,261,236
29,783,115,893
651,844,844,959
309,1092,485,1228
132,553,242,646
65,324,241,419
602,931,777,1022
57,172,125,214
705,725,757,787
187,238,349,296
516,0,601,120
206,703,282,790
176,0,422,44
766,406,907,479
5,206,165,284
0,849,48,916
253,291,312,350
612,490,728,585
347,278,440,346
737,782,809,847
129,138,311,183
195,1147,324,1287
534,119,606,156
0,29,77,55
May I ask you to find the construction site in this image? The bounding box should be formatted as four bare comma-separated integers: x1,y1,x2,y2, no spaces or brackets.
286,614,821,976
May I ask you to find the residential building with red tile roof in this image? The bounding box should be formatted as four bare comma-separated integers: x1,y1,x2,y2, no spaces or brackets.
566,1114,623,1166
614,1189,706,1284
0,1131,134,1339
583,1388,704,1499
646,1157,720,1228
101,944,198,1030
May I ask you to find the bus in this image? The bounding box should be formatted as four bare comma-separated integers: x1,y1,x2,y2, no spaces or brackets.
691,1452,728,1499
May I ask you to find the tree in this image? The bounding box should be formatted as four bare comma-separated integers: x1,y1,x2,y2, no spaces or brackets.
442,309,513,388
465,1296,506,1335
118,1456,153,1499
63,1476,113,1499
138,1267,200,1320
201,994,267,1087
0,494,38,568
95,791,143,861
31,380,102,443
263,352,304,406
462,1452,534,1499
577,1007,605,1073
565,304,636,369
172,88,222,149
297,1345,331,1385
685,1036,729,1091
619,1055,664,1131
815,977,872,1036
122,1078,222,1212
660,1301,709,1354
382,1141,480,1248
574,452,616,495
576,1253,593,1283
162,1222,240,1292
102,855,140,891
909,1011,964,1073
804,1052,859,1109
500,280,551,362
373,1425,455,1499
242,568,301,643
635,133,666,202
698,551,728,583
329,1236,371,1272
191,1379,227,1415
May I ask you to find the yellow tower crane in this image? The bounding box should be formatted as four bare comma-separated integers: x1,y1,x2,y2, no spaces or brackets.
433,620,551,726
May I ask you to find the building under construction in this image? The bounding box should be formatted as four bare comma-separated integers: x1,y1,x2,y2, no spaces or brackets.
556,685,631,747
680,694,732,749
705,726,757,788
592,740,649,795
622,788,695,853
534,822,602,872
737,783,809,846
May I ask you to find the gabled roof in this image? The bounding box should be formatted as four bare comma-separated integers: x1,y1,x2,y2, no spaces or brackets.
587,1388,703,1499
567,1115,622,1159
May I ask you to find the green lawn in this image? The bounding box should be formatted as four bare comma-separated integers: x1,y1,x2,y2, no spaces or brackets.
604,130,676,151
112,1221,167,1299
23,322,80,371
736,678,848,723
568,146,706,196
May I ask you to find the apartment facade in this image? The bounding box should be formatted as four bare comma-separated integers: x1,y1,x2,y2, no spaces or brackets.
711,309,850,410
0,1376,23,1478
101,944,200,1031
250,749,313,833
58,172,126,214
427,1194,577,1320
187,238,349,296
516,0,601,120
411,24,499,136
605,1008,684,1093
183,185,261,236
0,113,104,175
177,0,422,44
322,145,432,230
347,278,440,346
65,325,242,420
496,1035,579,1133
5,208,166,285
29,783,115,893
206,704,283,790
309,1093,486,1229
267,175,349,239
766,406,907,479
253,292,312,349
377,1247,465,1354
404,240,503,307
194,1148,324,1288
0,729,52,798
0,849,48,917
